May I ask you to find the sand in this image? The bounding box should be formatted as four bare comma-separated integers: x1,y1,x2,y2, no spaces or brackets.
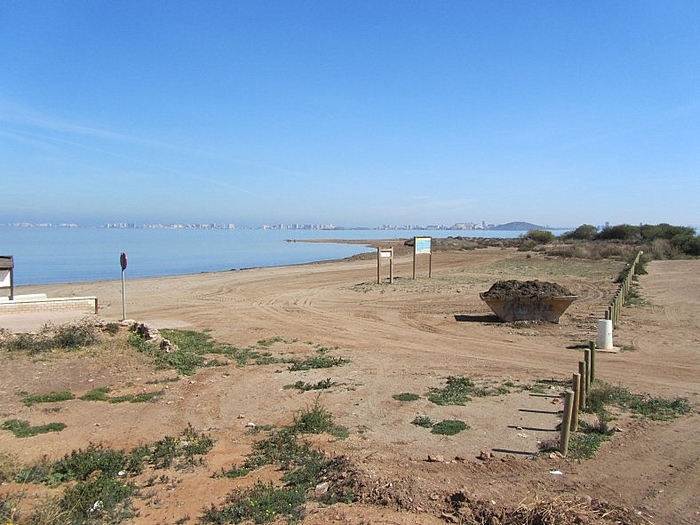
1,246,698,524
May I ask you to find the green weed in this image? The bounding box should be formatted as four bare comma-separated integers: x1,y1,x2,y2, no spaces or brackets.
393,392,420,402
431,420,469,436
0,320,101,354
428,376,475,405
22,391,75,406
1,419,66,438
202,480,306,524
411,415,435,428
79,387,111,401
587,381,691,421
567,426,612,460
288,354,349,371
284,378,335,391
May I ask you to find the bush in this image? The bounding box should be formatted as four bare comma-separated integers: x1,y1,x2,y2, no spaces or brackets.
597,224,640,241
431,419,469,436
524,229,555,244
562,224,598,241
673,234,700,256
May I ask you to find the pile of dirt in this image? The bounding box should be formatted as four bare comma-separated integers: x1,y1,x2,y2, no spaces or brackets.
318,457,651,525
481,279,574,300
446,491,652,525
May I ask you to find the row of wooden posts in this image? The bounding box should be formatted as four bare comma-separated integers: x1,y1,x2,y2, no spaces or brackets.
558,341,597,456
558,248,640,455
606,250,643,327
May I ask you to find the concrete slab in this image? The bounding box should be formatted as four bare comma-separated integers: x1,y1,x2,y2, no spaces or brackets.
0,310,97,333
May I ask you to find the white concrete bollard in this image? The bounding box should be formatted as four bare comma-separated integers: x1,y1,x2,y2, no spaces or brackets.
596,319,614,350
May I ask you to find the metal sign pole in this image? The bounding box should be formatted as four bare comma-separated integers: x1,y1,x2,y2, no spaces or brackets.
120,252,128,320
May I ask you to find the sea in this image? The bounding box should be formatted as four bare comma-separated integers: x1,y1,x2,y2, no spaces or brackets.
0,227,567,286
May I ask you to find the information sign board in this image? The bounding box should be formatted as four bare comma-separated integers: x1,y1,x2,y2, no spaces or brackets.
414,237,432,254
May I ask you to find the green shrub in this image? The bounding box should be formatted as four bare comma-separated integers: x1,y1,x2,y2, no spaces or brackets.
428,376,475,405
586,381,691,421
525,229,555,244
79,387,111,401
411,415,434,428
202,480,306,524
22,391,75,406
288,355,349,371
431,419,469,436
53,444,129,481
393,392,420,402
104,322,121,335
597,224,640,241
60,473,136,522
291,398,334,434
562,224,598,241
1,419,66,438
284,378,335,391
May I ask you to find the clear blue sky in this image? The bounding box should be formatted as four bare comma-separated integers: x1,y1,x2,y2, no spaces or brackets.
2,1,699,228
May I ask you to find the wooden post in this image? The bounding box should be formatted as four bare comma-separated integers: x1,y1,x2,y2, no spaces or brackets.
578,360,586,410
559,390,575,456
412,250,416,280
376,248,381,284
571,373,581,431
588,341,596,382
584,348,592,393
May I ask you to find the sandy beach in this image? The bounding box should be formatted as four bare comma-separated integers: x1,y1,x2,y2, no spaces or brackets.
2,246,699,524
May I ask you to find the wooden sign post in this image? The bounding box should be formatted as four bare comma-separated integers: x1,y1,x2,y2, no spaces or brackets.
377,247,394,284
412,236,432,279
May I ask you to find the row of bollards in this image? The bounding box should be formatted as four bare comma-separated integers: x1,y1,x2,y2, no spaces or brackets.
559,253,639,456
606,250,643,327
559,341,596,456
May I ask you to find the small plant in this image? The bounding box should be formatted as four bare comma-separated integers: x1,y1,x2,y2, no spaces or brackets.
108,390,164,404
428,376,476,405
214,401,354,521
393,392,420,402
78,387,163,404
60,472,137,522
411,415,435,428
202,480,306,524
104,322,121,335
431,419,469,436
284,378,335,391
138,424,214,470
80,387,111,401
291,397,335,434
288,354,349,371
0,492,21,523
53,443,130,482
21,391,75,406
586,381,691,421
566,423,612,459
1,419,66,438
1,320,102,354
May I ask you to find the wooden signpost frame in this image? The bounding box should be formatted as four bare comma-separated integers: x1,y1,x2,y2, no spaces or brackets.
377,247,394,284
412,236,432,279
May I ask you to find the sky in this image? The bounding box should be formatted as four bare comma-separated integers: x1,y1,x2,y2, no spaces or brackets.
1,1,699,229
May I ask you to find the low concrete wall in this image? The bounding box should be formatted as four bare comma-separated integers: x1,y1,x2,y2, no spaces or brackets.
0,296,98,315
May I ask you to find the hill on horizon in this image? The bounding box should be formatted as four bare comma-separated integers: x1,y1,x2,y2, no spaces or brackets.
490,221,546,231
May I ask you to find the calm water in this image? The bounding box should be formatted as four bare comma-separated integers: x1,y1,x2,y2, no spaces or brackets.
0,227,558,286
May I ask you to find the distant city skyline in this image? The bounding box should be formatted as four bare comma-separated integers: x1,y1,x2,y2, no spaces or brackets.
2,2,699,228
2,218,668,232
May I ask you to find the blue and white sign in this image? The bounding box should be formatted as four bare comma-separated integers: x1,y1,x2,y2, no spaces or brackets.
414,237,432,254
